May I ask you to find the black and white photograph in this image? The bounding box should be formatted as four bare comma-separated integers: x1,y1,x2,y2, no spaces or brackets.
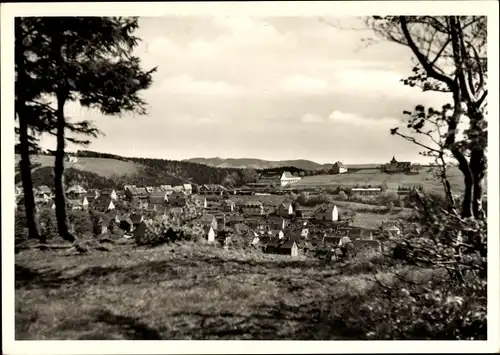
1,1,499,353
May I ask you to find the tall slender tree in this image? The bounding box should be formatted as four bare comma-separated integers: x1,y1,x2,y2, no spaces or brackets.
15,18,58,242
367,16,487,219
18,17,156,241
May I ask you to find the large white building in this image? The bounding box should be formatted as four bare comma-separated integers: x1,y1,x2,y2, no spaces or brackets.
280,172,301,187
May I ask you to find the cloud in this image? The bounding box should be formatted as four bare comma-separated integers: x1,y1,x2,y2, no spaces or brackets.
158,74,245,96
301,113,324,123
171,113,222,126
186,39,219,58
328,110,400,128
280,74,330,94
212,17,290,49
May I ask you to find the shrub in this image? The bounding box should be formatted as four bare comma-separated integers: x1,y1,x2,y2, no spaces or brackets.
15,211,29,244
38,208,58,240
368,190,488,339
336,276,486,340
67,210,93,237
337,191,348,201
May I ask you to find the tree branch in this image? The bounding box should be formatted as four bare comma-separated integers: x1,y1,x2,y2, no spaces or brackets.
393,130,441,153
400,16,456,90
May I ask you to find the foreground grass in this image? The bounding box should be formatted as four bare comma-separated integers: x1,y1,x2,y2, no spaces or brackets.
16,242,446,340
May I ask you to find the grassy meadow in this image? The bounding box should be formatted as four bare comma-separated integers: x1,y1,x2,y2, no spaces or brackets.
15,154,145,179
15,241,446,340
296,167,466,195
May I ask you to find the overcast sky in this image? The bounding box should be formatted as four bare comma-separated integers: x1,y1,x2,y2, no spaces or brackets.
39,16,450,164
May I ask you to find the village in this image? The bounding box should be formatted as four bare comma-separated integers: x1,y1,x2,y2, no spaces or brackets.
15,161,413,260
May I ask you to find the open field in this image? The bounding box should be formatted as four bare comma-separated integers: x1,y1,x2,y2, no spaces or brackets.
15,242,443,340
15,154,145,179
351,211,411,229
295,167,466,195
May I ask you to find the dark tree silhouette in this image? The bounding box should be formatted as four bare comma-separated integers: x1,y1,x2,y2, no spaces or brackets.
17,17,157,242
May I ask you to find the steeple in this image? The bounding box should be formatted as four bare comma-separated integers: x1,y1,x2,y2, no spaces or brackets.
390,155,397,164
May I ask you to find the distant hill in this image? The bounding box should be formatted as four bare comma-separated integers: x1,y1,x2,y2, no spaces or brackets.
14,152,247,189
184,157,334,170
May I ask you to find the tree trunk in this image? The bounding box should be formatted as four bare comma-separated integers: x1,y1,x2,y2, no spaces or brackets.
461,176,473,218
54,93,75,242
451,146,474,218
470,149,486,219
468,108,487,220
17,104,43,242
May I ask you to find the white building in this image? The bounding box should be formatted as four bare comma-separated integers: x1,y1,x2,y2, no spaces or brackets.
315,205,339,222
280,171,302,187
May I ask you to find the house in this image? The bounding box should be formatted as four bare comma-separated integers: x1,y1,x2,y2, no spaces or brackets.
125,186,148,200
241,201,265,216
204,226,216,243
244,218,263,230
257,173,281,187
331,161,348,174
67,197,89,211
277,202,294,217
385,225,401,238
168,191,186,207
100,189,118,201
295,208,315,219
84,190,100,204
222,199,236,212
323,236,341,248
283,227,302,243
160,185,175,195
66,154,78,163
66,185,87,198
280,171,302,187
266,239,299,257
198,214,218,231
351,187,382,196
381,156,416,173
314,205,339,222
267,216,287,230
93,196,115,212
349,227,373,240
149,190,168,205
183,184,193,195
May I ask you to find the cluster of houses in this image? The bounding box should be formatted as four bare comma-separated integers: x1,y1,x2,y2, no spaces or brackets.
180,195,395,257
15,175,405,258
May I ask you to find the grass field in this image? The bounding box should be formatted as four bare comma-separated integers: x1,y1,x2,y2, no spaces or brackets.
296,167,466,195
15,242,443,340
15,154,145,179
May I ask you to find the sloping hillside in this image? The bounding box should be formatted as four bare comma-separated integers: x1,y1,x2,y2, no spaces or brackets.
15,155,145,179
14,153,245,188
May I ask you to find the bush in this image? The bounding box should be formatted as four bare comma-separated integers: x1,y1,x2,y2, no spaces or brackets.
337,191,348,201
67,210,93,237
336,276,486,340
366,190,488,339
